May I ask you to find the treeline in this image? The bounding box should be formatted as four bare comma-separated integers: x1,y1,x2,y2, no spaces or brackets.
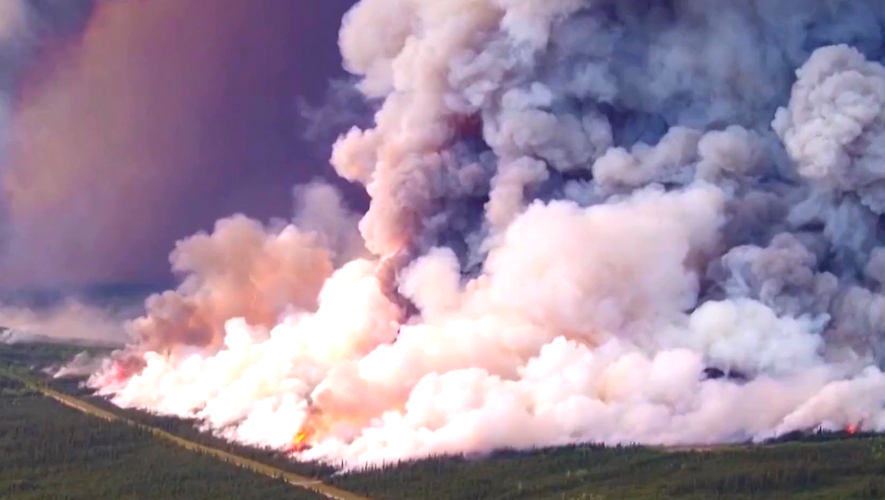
0,384,328,500
330,439,885,499
0,341,106,369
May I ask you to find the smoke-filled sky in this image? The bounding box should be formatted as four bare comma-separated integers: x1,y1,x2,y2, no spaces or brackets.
4,0,361,290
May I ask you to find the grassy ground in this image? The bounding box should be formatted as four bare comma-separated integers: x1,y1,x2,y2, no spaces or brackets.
329,440,885,500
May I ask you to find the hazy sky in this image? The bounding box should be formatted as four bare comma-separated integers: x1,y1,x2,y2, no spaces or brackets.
3,0,362,290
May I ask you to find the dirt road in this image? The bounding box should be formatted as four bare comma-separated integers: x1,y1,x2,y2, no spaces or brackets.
0,365,372,500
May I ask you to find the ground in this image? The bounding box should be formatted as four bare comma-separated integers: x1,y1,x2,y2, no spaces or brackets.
2,341,885,500
0,375,327,500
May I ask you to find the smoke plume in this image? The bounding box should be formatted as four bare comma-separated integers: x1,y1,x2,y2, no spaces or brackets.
0,0,100,246
3,0,363,291
89,0,885,468
0,298,133,347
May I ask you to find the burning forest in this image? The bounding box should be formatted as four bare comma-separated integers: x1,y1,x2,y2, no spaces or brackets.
60,0,885,468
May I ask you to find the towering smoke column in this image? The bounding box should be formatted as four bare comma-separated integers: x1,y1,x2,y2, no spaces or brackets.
91,0,885,467
0,0,101,269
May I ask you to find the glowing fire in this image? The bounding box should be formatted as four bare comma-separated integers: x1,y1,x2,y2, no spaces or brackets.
289,430,312,453
846,424,859,435
289,414,318,453
293,432,308,446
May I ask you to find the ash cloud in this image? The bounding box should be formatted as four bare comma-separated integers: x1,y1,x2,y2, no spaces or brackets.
86,0,885,468
0,0,101,252
0,0,122,345
4,0,361,291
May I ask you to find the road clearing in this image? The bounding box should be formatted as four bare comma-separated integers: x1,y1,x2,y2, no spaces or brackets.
0,365,372,500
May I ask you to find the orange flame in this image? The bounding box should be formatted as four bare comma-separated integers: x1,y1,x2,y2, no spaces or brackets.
290,412,319,453
289,430,312,453
846,423,859,435
293,432,308,446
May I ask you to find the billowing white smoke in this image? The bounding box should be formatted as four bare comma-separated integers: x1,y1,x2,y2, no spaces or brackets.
89,0,885,468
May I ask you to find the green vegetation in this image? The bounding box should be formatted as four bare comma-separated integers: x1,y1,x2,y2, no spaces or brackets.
0,340,111,370
0,340,89,367
0,375,328,500
48,376,340,479
5,341,885,499
331,441,885,500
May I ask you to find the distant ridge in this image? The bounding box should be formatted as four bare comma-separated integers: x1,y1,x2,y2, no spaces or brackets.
0,327,124,348
0,282,162,308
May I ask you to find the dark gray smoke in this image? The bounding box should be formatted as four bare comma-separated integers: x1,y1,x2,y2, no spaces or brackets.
330,0,885,365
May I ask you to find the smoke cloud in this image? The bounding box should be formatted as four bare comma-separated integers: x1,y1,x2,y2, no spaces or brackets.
0,299,133,347
0,1,130,345
87,0,885,468
0,0,101,252
126,182,365,355
3,0,361,291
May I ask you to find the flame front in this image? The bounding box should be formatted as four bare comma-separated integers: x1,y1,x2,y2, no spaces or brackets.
290,415,317,452
293,432,308,446
846,424,859,435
